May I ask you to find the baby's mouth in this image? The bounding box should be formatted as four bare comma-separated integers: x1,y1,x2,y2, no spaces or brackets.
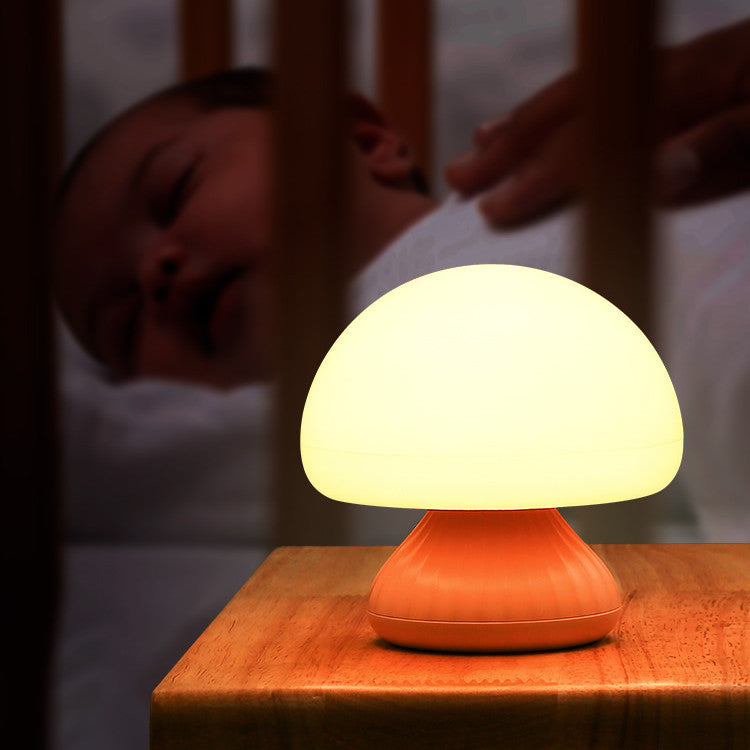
190,267,245,356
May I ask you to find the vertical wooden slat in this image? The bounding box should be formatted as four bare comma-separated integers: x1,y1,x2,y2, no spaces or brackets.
0,0,63,746
271,0,349,546
576,0,660,542
577,0,658,338
178,0,232,81
376,0,433,182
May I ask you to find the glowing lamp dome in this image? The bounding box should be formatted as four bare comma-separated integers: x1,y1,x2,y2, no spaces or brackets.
301,264,683,511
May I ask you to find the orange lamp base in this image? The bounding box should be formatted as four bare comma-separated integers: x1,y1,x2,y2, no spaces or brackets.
367,509,622,652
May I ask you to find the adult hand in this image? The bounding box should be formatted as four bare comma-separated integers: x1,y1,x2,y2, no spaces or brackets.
445,19,750,226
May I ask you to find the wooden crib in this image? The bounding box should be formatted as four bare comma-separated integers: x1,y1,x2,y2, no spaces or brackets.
3,1,660,745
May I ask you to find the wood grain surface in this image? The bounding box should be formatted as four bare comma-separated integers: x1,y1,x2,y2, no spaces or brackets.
151,545,750,749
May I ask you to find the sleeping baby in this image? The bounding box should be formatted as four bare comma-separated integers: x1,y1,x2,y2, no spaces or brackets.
53,68,437,389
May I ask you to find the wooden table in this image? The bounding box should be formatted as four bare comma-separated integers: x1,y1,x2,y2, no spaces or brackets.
151,544,750,749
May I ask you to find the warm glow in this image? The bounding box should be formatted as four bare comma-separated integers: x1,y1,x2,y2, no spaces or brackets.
301,264,683,510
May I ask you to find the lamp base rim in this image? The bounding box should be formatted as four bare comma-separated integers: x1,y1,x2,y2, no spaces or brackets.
368,606,622,653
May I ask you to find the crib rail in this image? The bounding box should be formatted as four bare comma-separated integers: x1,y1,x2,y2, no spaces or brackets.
270,0,350,545
2,0,63,745
377,0,433,182
577,0,658,541
179,0,232,81
578,0,658,338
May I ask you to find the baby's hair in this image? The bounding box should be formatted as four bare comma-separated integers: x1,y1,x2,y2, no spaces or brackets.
55,67,271,209
160,66,274,110
56,65,428,209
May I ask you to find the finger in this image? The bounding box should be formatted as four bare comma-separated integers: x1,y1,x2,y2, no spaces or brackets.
473,116,508,149
477,156,575,228
444,126,525,196
446,72,578,196
656,103,750,206
507,70,578,136
655,20,750,135
476,123,580,227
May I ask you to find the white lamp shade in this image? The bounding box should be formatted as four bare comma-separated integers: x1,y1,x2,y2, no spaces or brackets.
301,264,683,509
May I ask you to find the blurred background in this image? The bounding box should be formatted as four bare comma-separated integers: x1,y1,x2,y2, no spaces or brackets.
64,0,749,191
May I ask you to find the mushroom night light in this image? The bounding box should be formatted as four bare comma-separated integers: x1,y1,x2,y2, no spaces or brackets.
301,264,683,652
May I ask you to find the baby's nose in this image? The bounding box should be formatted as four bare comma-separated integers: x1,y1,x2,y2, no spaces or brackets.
140,245,183,304
152,258,179,302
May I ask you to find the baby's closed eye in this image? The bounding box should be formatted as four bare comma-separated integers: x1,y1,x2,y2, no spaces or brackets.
151,152,204,227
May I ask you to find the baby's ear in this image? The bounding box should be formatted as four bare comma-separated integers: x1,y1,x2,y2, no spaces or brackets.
351,120,416,186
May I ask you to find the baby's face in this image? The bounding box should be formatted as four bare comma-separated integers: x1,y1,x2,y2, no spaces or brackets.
55,98,277,388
